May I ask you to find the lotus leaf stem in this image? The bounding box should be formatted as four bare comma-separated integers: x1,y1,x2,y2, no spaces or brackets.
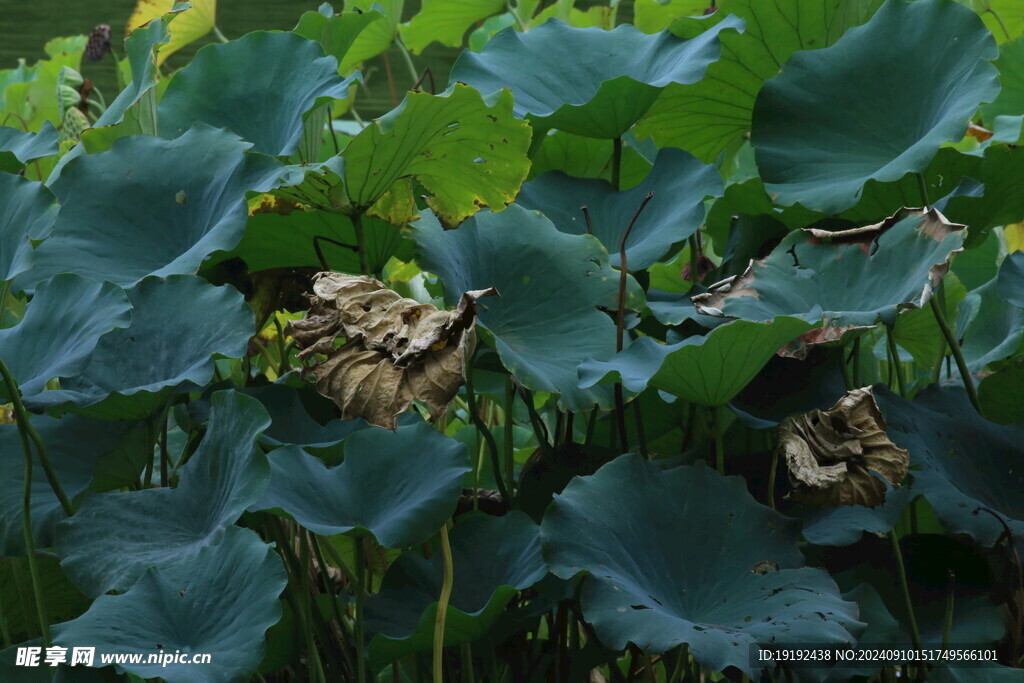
0,360,51,645
885,325,906,396
434,523,455,683
889,530,922,650
467,362,510,503
355,537,368,683
503,376,515,490
929,297,980,411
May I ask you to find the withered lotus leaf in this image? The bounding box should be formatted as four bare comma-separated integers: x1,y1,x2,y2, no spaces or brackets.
291,273,497,430
779,387,909,508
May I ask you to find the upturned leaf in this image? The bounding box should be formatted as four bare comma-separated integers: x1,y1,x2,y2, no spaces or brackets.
750,0,999,213
541,455,861,677
0,173,57,283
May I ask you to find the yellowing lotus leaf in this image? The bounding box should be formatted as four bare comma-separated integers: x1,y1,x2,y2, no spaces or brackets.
127,0,216,65
779,387,909,508
291,273,497,430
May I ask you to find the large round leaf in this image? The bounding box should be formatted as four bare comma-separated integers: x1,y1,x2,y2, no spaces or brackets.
0,415,141,555
158,31,358,157
541,455,860,676
0,173,57,283
516,147,721,269
53,526,286,683
17,125,285,288
276,84,531,227
876,385,1024,551
57,391,270,597
693,210,967,347
365,512,548,669
751,0,999,213
251,421,469,547
0,275,131,398
578,317,817,406
449,17,743,139
411,205,620,411
243,382,365,448
24,276,254,418
636,0,883,163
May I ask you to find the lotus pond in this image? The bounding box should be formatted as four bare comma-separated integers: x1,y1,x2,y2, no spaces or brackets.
1,0,1024,682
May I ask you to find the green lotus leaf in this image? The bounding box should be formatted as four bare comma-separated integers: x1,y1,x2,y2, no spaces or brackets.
0,173,57,283
955,277,1024,371
449,17,744,139
57,391,270,597
399,0,505,53
0,275,131,398
999,251,1024,309
978,356,1024,424
158,32,358,157
541,455,860,676
876,385,1024,551
635,0,882,163
411,205,620,411
516,148,721,270
750,0,999,213
891,272,966,369
795,484,911,547
17,125,285,289
979,36,1024,143
0,122,58,172
941,147,1024,237
0,415,140,555
365,512,547,669
243,382,365,448
277,84,531,227
528,130,652,188
211,208,412,275
251,421,469,547
578,317,817,406
341,0,403,74
24,276,255,419
53,526,286,683
693,210,967,348
293,4,381,73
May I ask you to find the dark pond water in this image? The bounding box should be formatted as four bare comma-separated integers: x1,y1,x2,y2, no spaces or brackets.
1,0,460,119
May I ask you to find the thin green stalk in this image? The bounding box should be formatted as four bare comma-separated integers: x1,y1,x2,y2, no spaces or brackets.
250,336,279,375
915,172,930,209
933,285,948,384
461,642,475,683
395,37,420,84
503,376,515,492
434,523,455,683
299,528,328,683
889,530,922,650
353,212,371,276
1,369,74,516
143,419,155,488
929,297,980,411
466,365,510,503
886,326,906,397
317,535,367,597
518,386,551,455
159,407,169,487
688,234,699,285
213,25,230,42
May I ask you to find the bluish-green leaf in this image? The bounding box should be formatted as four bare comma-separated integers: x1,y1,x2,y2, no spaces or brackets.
25,275,255,418
541,455,861,677
57,391,270,596
751,0,999,213
365,512,547,669
251,421,469,547
159,32,358,156
0,275,131,398
17,126,285,289
450,17,743,138
0,173,58,283
516,147,721,269
53,526,286,683
0,122,58,173
411,205,621,411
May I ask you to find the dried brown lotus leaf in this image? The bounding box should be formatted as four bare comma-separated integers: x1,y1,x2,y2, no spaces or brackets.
779,387,909,508
291,273,497,430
